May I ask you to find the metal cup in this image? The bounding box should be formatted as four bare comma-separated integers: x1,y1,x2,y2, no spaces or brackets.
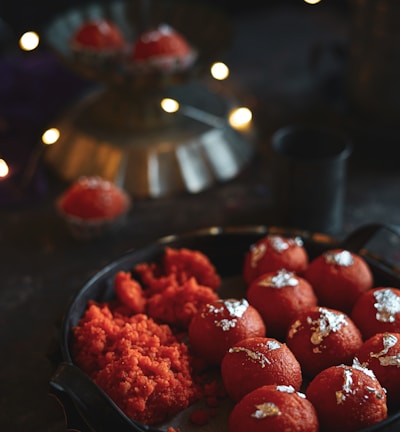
270,125,352,235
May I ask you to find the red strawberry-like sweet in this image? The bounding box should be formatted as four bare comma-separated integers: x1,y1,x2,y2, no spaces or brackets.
71,19,126,50
132,24,191,60
58,176,130,220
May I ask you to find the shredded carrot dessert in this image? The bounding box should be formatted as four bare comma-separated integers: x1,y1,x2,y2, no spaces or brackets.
73,302,200,425
115,247,221,329
72,247,223,425
134,247,221,293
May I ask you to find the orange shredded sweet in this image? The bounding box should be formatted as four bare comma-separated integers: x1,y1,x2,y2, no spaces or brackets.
146,277,219,328
72,303,200,425
72,247,223,425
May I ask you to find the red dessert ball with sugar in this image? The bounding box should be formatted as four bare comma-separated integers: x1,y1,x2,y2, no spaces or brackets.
221,336,302,402
132,24,191,61
58,176,131,221
351,287,400,340
286,306,363,378
188,298,266,365
247,269,317,340
304,249,373,313
243,235,308,285
306,363,387,432
71,19,126,51
356,332,400,407
229,384,319,432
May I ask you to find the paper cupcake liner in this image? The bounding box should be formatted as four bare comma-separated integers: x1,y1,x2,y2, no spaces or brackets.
56,193,131,241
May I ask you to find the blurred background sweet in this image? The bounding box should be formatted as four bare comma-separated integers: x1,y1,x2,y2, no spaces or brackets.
0,0,398,212
0,0,348,204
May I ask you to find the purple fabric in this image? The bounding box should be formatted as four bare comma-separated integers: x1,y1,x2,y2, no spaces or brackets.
0,50,91,206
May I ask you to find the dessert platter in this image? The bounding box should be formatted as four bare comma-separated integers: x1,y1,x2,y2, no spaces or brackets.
43,0,254,198
49,223,400,432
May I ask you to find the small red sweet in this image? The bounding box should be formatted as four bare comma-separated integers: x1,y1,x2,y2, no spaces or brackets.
286,306,363,378
229,384,319,432
188,298,266,365
356,332,400,407
304,248,373,313
221,336,302,402
71,19,126,51
243,235,309,285
132,24,191,60
247,269,317,340
351,287,400,340
306,362,387,432
58,176,130,220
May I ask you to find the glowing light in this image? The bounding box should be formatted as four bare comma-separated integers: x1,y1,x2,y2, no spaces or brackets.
161,98,180,113
304,0,322,4
42,128,60,145
210,62,230,80
19,31,40,51
0,159,10,178
228,107,252,131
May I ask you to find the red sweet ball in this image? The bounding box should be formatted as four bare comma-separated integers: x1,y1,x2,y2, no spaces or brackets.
132,24,191,61
286,306,363,378
304,249,373,313
71,19,126,50
306,363,387,432
351,287,400,340
357,332,400,407
229,384,319,432
58,176,131,220
247,269,317,340
221,336,302,402
243,235,308,285
188,298,266,365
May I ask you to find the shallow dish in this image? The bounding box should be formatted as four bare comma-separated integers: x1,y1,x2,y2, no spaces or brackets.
50,224,400,432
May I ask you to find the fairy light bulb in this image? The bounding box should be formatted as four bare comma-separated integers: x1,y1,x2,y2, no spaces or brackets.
228,107,252,131
42,128,60,145
0,158,10,178
210,62,230,80
19,31,40,51
161,98,180,113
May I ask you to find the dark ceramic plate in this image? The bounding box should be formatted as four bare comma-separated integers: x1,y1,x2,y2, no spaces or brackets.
50,224,400,432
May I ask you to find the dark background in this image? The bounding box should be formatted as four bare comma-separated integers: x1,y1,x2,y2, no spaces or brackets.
0,0,350,35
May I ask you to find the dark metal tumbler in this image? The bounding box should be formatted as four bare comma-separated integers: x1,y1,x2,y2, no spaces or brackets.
270,125,352,235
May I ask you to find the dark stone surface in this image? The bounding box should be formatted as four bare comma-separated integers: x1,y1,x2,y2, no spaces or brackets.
1,3,400,431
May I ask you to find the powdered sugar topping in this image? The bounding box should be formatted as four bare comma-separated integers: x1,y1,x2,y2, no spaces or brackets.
228,339,281,367
229,346,271,367
249,236,303,268
370,333,400,367
308,307,348,347
276,385,306,398
205,299,249,332
258,269,299,289
336,367,354,404
373,289,400,323
324,250,354,267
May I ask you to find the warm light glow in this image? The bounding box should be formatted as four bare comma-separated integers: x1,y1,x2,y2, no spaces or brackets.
19,31,40,51
210,62,230,80
0,159,10,178
304,0,322,4
161,98,180,113
42,128,60,145
228,107,252,131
